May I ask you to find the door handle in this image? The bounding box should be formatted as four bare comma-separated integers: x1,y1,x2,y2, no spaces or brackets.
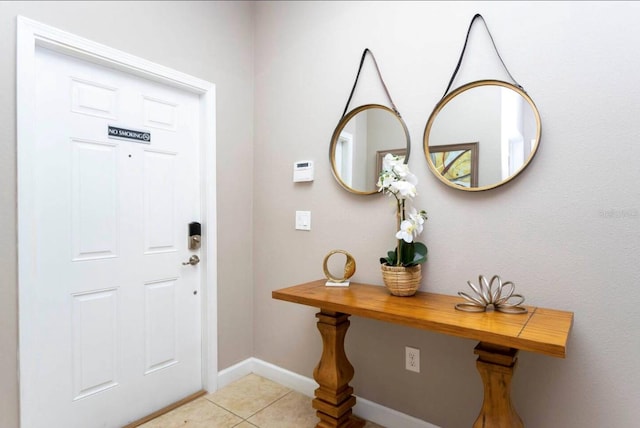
182,255,200,266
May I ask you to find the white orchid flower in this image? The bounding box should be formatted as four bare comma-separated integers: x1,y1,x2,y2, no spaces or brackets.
404,171,418,185
395,208,428,243
377,171,397,191
382,153,399,172
389,180,416,199
396,220,416,243
392,162,410,177
408,207,427,235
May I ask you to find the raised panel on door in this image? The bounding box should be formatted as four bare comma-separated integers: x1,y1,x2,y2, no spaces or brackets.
143,96,177,131
144,278,179,374
72,288,119,400
143,149,178,255
71,77,119,120
71,138,119,261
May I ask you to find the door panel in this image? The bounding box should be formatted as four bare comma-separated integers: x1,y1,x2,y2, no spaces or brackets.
144,278,179,374
71,288,119,400
71,139,119,261
143,149,178,254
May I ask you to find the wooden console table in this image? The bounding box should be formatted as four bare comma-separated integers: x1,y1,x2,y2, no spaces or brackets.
272,279,573,428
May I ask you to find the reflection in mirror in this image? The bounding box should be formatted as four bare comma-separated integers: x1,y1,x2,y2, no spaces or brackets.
429,142,478,188
330,104,410,194
424,80,541,191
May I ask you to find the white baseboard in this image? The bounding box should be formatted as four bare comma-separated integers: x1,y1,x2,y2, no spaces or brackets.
216,357,256,389
217,357,439,428
217,357,316,396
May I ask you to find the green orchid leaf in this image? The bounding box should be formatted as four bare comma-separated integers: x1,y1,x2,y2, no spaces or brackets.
386,250,397,265
410,242,428,265
400,242,415,265
381,243,428,266
380,250,396,265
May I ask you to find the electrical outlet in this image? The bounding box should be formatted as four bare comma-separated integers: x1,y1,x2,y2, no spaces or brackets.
405,346,420,373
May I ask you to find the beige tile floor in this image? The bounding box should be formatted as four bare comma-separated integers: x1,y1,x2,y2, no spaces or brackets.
139,373,384,428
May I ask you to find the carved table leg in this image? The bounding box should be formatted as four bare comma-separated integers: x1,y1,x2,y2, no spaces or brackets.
473,342,524,428
312,310,365,428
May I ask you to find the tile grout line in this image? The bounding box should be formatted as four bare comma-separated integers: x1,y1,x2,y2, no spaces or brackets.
205,400,248,423
244,389,295,422
205,399,250,421
203,386,294,426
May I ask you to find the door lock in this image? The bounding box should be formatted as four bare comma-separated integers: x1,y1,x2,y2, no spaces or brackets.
182,255,200,266
188,222,201,250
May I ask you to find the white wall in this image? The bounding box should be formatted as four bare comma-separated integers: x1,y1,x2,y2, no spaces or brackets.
253,2,640,427
0,2,254,427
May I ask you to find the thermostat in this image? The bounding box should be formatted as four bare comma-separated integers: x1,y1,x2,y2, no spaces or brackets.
293,160,314,182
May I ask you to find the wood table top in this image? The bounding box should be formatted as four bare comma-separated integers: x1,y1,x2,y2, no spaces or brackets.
272,279,573,358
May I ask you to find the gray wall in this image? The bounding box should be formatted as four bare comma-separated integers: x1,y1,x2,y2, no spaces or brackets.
253,2,640,428
0,2,254,427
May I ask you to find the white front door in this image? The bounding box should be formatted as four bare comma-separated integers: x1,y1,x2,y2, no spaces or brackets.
20,44,204,427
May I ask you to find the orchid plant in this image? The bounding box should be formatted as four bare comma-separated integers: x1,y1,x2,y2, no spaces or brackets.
377,154,428,267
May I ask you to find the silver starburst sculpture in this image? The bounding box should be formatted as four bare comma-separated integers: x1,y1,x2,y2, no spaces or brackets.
455,274,527,314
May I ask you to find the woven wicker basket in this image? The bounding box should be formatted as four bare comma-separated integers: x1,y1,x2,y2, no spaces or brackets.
381,264,422,296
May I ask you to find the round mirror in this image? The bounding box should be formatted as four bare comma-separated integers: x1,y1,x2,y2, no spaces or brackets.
330,104,411,195
423,80,541,191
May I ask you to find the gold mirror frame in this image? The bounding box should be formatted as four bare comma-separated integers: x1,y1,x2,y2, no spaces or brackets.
330,104,411,195
423,80,541,192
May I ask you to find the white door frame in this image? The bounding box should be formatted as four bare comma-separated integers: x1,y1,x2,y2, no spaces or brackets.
16,15,218,422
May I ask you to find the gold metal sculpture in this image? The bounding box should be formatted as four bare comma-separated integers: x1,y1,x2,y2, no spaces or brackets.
323,250,356,286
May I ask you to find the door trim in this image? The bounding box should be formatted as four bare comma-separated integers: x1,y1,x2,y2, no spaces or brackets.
16,15,218,423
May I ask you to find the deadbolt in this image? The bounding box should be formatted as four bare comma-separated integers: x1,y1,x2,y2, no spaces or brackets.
182,255,200,266
188,222,201,250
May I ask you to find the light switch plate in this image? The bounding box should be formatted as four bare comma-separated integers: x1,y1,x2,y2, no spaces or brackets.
295,211,311,230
